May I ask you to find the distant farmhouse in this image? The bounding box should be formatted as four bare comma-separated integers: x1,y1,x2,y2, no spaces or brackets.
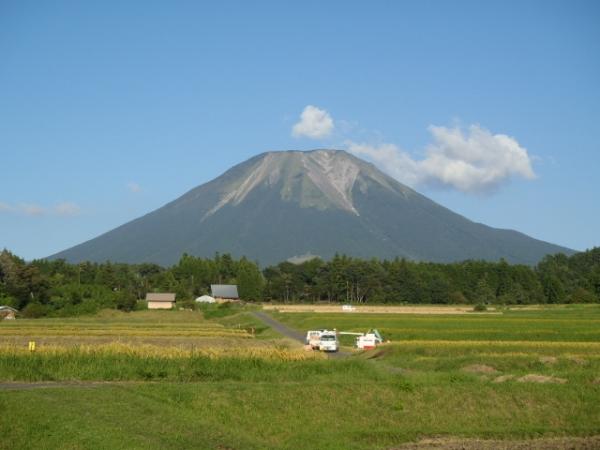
210,284,239,303
146,293,176,309
0,306,17,320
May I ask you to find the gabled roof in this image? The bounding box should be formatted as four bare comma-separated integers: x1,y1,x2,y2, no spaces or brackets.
210,284,239,299
145,293,176,302
0,306,18,312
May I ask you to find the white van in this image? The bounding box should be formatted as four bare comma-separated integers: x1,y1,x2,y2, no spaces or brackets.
318,332,339,352
305,329,339,352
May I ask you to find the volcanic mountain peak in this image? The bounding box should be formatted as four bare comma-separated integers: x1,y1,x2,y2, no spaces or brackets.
203,149,389,219
49,149,574,266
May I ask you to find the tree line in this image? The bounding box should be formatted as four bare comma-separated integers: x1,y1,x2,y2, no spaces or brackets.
0,248,598,317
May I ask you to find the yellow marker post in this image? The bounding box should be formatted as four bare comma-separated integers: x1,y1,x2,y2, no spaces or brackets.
28,341,36,352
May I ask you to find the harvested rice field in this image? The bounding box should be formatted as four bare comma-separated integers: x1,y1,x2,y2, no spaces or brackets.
0,305,598,449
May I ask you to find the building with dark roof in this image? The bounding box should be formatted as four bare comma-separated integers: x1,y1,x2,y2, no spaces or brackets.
210,284,239,301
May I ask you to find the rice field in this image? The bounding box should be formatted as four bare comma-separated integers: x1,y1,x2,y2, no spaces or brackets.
270,304,600,343
0,305,598,449
0,309,259,350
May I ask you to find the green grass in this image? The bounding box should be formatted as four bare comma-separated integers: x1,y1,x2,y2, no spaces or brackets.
0,305,598,449
271,304,600,344
1,377,598,449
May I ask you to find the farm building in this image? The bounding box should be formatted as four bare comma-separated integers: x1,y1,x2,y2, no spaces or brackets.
146,293,176,309
210,284,239,302
195,295,216,304
0,306,17,320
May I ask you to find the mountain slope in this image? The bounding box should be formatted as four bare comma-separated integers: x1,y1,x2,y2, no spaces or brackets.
49,150,574,266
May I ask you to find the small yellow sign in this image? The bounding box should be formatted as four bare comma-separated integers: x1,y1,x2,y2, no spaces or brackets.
28,341,36,352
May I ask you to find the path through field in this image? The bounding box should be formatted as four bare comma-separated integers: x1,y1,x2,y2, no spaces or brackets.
251,311,351,358
251,311,305,342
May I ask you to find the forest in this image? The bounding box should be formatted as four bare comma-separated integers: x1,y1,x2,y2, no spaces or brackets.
0,247,599,317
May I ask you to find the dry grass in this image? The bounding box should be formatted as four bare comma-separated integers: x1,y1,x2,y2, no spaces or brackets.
462,364,499,374
0,342,324,361
0,310,253,344
0,327,250,337
394,435,600,449
516,374,568,384
539,356,558,364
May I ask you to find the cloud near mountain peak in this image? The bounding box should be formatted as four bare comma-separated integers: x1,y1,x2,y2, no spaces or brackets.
290,105,536,194
347,124,536,194
292,105,334,139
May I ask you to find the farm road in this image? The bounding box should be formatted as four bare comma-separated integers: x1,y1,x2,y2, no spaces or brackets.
252,311,305,342
251,311,351,358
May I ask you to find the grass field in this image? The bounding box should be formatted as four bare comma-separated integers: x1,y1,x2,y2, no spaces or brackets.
271,304,600,343
0,305,598,449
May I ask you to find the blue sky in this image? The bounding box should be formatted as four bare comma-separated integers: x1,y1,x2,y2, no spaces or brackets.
1,1,599,261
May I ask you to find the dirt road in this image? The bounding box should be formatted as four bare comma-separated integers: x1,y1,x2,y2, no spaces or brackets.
251,311,350,358
252,311,306,342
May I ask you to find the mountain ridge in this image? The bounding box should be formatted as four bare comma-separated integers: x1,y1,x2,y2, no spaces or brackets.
49,149,574,266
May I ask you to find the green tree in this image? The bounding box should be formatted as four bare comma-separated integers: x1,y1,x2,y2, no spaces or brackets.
236,258,264,301
569,287,597,304
475,276,495,305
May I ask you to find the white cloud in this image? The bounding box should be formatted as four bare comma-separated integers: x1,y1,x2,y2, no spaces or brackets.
127,182,141,193
292,105,334,139
20,204,46,216
54,202,81,216
345,141,422,187
0,202,13,212
347,124,536,194
0,201,81,217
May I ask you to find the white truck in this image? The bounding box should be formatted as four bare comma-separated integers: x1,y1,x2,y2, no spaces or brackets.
338,329,384,350
305,329,339,352
318,332,339,352
355,329,384,350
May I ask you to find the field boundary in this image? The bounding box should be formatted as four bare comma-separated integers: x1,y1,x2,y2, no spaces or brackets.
261,304,502,314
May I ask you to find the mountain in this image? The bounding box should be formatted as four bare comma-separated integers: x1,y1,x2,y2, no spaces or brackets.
49,149,574,266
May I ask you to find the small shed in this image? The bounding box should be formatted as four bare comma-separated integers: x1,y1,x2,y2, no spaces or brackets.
146,293,176,309
210,284,239,302
0,306,17,320
195,295,216,304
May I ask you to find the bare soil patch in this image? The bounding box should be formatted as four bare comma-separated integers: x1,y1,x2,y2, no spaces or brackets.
492,374,515,383
462,364,499,374
539,356,558,365
393,435,600,449
567,356,587,365
517,374,567,384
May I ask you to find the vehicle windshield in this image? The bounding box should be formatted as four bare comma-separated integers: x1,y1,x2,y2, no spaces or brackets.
321,335,336,341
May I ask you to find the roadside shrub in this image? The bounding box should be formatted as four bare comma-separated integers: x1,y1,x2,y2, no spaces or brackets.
22,302,50,318
448,291,467,304
568,287,598,304
199,302,242,319
116,291,137,312
473,303,487,312
176,298,197,310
